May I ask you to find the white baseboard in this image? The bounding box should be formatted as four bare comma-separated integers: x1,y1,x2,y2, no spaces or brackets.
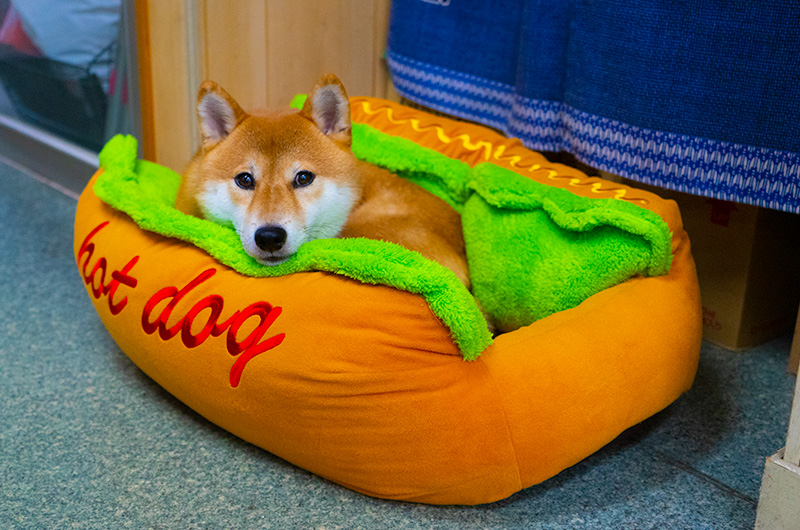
756,449,800,529
0,114,98,198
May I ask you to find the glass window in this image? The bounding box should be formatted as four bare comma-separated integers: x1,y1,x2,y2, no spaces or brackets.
0,0,136,152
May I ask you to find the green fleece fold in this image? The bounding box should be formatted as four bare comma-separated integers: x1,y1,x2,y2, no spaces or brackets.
94,109,671,359
462,163,672,331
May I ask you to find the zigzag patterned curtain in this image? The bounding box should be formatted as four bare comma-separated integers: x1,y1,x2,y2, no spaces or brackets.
386,0,800,213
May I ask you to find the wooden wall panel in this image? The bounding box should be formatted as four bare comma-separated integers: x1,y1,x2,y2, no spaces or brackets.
202,0,269,110
137,0,392,170
371,0,395,99
265,0,383,106
142,0,194,171
133,0,155,160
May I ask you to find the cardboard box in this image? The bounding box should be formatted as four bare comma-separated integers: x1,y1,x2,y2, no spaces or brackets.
690,200,800,350
600,172,800,351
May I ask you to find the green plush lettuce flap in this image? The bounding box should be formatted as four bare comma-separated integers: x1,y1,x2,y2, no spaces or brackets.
462,163,673,331
94,135,493,360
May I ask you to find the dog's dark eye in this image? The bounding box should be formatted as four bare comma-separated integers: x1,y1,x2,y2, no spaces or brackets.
293,170,315,188
234,172,255,190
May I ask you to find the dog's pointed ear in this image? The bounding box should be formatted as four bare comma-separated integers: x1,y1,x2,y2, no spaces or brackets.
299,74,351,146
197,81,247,150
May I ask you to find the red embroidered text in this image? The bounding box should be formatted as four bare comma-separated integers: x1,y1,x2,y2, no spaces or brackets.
141,268,285,387
78,221,139,315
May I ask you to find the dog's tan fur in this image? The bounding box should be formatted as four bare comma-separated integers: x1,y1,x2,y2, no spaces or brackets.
175,74,470,288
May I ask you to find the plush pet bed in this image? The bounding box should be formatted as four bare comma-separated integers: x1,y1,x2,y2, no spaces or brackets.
74,96,702,505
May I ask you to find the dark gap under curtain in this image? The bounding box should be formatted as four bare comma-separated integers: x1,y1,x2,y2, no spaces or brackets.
386,0,800,213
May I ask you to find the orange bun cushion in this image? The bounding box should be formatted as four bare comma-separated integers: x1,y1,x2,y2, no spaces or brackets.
73,97,701,505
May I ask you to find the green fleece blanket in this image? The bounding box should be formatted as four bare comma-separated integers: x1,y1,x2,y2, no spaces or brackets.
94,111,671,360
462,163,672,332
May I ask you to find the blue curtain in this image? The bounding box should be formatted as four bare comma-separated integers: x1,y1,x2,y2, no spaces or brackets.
387,0,800,213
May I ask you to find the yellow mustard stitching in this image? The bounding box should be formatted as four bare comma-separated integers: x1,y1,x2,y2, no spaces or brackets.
357,100,648,205
491,144,541,171
360,101,495,161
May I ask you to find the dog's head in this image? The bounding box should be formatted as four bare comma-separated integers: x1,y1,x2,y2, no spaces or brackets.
192,74,360,265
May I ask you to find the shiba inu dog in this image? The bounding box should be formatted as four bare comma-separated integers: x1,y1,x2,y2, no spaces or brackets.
175,74,470,288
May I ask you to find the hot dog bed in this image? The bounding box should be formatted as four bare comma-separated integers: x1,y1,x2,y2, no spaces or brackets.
73,97,702,505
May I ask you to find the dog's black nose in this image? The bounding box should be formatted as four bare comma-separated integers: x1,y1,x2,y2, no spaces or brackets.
254,226,287,252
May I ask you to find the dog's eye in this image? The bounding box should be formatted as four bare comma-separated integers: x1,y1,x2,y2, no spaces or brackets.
234,172,255,190
293,170,315,188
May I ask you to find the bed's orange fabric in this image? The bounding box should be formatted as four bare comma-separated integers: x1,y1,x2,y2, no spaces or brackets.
74,98,701,505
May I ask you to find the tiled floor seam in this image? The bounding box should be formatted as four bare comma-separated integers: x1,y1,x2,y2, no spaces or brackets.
654,450,757,505
0,152,81,201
